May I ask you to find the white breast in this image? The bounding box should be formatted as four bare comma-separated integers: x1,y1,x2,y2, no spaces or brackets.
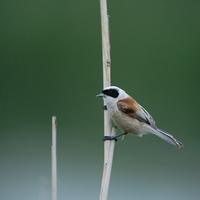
110,110,141,134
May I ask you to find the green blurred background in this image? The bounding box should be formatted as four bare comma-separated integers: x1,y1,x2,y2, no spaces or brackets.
0,0,199,199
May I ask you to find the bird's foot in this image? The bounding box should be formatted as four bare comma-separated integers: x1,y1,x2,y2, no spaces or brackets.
103,105,107,110
103,136,118,142
103,133,127,142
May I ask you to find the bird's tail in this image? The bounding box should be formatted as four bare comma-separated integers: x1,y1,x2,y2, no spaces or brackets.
153,128,183,149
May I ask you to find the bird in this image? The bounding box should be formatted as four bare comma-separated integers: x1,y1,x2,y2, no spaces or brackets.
97,86,183,148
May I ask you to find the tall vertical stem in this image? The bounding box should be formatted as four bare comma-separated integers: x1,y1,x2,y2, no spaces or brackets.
52,116,57,200
99,0,116,199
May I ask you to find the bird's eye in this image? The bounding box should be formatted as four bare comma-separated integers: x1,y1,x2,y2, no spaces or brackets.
102,89,119,98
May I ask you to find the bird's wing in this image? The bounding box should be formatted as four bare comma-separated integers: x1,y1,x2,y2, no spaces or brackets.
117,97,139,117
117,99,156,128
136,105,156,128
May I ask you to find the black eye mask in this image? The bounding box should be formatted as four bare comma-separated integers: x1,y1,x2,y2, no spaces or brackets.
102,89,119,98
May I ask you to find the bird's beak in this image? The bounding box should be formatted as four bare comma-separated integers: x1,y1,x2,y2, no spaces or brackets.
96,93,104,98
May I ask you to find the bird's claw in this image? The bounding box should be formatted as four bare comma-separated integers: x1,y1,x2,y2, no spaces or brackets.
103,136,118,142
103,105,107,110
103,133,127,142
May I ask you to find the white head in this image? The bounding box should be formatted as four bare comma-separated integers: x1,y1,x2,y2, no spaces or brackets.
97,86,129,109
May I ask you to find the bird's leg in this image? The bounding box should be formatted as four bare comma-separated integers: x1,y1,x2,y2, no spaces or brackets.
103,132,128,142
103,105,107,110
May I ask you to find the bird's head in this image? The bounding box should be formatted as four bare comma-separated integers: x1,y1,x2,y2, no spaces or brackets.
97,86,129,105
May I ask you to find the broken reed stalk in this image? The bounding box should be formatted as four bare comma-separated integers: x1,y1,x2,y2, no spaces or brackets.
99,0,116,199
52,116,57,200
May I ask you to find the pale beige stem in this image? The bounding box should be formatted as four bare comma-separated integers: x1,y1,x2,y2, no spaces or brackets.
99,0,116,199
52,116,57,200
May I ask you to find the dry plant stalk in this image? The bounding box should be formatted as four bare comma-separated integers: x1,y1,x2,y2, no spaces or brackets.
99,0,116,199
52,116,57,200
